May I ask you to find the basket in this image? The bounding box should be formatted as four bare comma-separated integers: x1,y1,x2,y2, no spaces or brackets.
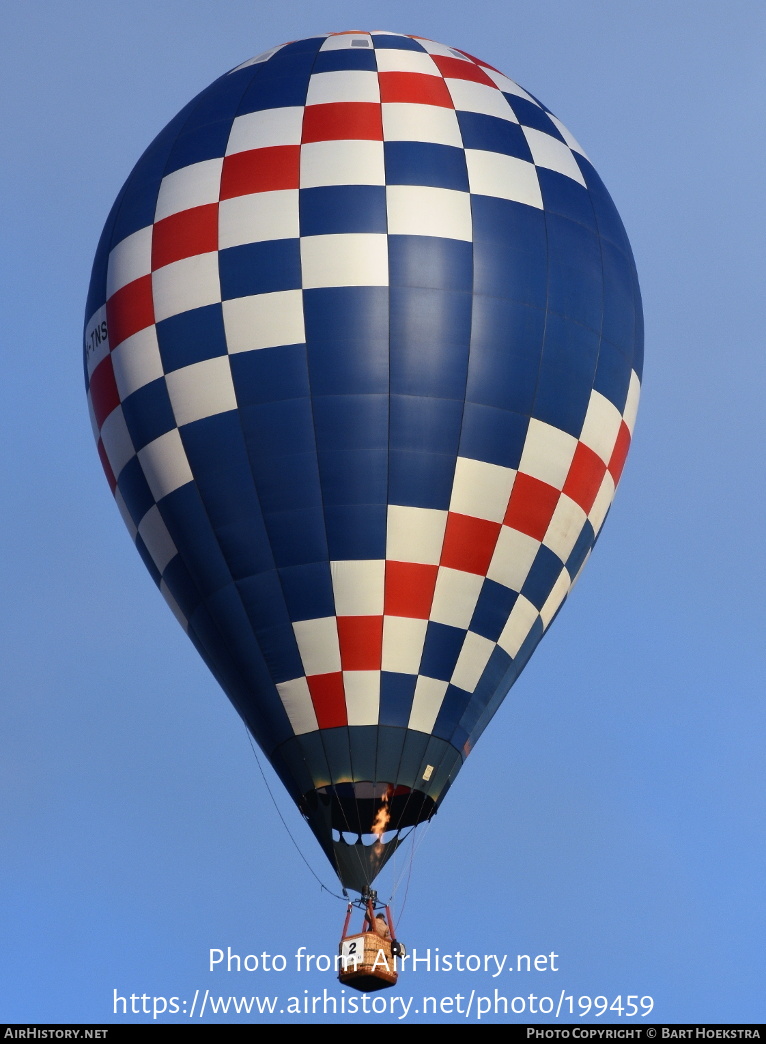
338,932,398,992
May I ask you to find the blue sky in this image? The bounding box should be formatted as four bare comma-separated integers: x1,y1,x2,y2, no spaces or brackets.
2,0,764,1025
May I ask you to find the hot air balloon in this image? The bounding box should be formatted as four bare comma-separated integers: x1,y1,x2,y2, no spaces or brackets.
84,31,642,906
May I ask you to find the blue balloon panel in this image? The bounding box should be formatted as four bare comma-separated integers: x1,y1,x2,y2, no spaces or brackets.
85,31,642,893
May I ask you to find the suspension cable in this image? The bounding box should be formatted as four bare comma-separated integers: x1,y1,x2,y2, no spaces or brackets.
243,726,347,901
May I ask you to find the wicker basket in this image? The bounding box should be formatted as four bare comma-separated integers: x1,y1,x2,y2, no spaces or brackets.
338,932,398,992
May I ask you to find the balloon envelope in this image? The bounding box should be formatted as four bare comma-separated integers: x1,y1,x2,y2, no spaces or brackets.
84,31,642,893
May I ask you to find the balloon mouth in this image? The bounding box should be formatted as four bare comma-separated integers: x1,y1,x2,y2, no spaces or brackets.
301,782,435,892
305,781,435,835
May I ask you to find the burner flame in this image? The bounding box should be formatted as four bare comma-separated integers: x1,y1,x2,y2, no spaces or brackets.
371,796,391,840
371,786,394,850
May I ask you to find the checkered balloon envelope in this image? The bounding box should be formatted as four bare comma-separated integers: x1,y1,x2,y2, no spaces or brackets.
84,31,642,894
